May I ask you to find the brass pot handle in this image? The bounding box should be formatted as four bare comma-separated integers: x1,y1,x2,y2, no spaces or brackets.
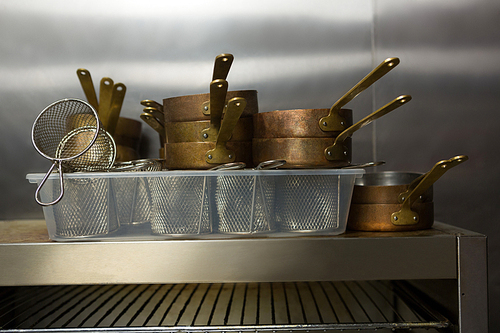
212,53,234,81
106,83,127,136
77,69,99,112
319,57,400,132
140,112,165,144
205,97,246,164
324,95,412,161
140,99,163,113
143,107,165,126
201,79,228,141
391,155,469,225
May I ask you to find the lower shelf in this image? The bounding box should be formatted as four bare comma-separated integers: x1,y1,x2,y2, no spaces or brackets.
0,281,450,332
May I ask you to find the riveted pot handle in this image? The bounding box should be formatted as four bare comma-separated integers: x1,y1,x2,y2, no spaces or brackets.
201,79,228,141
319,57,400,132
205,97,246,164
391,155,469,225
324,95,411,162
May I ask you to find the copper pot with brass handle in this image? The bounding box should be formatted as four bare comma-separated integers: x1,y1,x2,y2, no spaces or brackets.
253,95,411,168
164,97,253,169
253,57,399,138
165,79,253,143
163,53,258,123
348,155,469,231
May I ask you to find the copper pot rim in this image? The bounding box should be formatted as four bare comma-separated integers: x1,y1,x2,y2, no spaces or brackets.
163,89,258,101
354,171,425,186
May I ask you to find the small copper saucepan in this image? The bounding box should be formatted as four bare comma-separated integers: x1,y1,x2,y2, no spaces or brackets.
253,95,411,168
253,57,399,138
163,53,258,123
163,89,258,123
164,79,253,143
348,155,468,231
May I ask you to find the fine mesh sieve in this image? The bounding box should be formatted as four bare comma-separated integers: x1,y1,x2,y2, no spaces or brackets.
275,173,341,232
150,163,245,236
51,176,119,238
215,160,285,234
110,159,162,226
31,98,116,206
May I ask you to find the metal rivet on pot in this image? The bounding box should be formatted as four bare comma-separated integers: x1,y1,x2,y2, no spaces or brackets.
322,121,328,127
204,106,209,111
203,133,208,139
228,154,233,159
393,216,398,221
413,216,418,221
208,154,213,159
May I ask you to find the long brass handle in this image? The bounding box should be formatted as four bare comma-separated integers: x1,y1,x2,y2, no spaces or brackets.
212,53,234,80
76,69,99,112
99,77,114,129
201,79,228,141
106,83,127,136
324,95,411,161
319,57,400,132
205,97,246,164
391,155,469,225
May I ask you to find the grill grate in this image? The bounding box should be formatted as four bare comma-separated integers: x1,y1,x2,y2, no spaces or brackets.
0,281,450,332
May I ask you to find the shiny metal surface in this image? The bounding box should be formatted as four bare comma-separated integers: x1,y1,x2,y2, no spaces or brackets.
0,0,497,327
0,281,450,331
0,221,459,286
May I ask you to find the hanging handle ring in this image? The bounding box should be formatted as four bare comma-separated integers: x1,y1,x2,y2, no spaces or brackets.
35,161,65,206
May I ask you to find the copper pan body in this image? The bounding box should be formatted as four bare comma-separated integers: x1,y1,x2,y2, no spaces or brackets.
165,117,253,143
348,202,434,232
163,90,258,123
348,172,434,231
253,108,352,138
164,141,253,170
113,117,142,162
252,137,352,168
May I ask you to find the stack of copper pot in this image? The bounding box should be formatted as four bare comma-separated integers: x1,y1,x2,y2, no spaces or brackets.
141,54,259,169
253,57,410,168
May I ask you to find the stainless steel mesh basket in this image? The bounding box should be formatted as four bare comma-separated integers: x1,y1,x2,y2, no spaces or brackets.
275,174,341,232
52,177,119,238
110,159,162,226
215,160,285,234
149,175,213,236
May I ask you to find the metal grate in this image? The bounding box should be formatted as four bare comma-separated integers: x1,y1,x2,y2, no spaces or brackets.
0,281,450,332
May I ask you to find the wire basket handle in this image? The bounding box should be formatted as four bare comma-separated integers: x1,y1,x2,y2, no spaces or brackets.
34,161,65,206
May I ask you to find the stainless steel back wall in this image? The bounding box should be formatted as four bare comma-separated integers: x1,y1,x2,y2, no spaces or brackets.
0,0,498,328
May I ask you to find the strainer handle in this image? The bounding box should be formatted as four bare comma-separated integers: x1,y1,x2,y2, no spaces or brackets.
35,161,65,206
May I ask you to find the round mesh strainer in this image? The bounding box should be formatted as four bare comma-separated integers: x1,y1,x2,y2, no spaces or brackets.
31,98,116,206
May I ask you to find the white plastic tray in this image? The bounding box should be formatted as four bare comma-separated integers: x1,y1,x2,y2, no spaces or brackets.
27,169,364,241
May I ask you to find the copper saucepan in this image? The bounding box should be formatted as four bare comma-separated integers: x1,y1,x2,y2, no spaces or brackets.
165,79,253,143
253,95,411,168
163,89,258,123
253,57,399,138
348,155,469,231
164,97,253,169
163,53,258,123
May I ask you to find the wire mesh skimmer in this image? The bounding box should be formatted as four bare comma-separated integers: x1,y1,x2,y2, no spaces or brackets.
31,98,116,206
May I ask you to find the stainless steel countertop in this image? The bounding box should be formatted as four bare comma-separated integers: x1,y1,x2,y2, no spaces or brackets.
0,220,484,286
